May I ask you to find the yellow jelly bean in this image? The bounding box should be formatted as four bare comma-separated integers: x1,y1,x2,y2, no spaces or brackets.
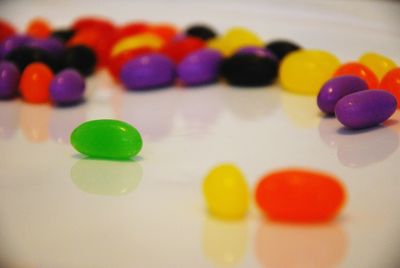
280,50,340,95
359,52,397,80
223,27,263,55
203,164,249,220
111,33,164,56
207,37,230,56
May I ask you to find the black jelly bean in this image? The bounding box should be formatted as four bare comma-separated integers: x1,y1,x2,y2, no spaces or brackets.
185,25,217,41
51,29,76,43
221,54,278,87
61,45,97,76
265,40,301,61
4,46,60,72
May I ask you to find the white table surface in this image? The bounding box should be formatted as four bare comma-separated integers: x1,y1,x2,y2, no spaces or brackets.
1,0,400,267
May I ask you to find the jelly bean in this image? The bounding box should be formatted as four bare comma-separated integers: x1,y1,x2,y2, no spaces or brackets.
5,46,59,72
207,37,229,56
26,18,51,38
72,17,116,33
203,164,249,219
50,69,85,105
223,27,263,56
0,35,32,59
61,45,97,76
335,90,397,129
26,37,64,56
280,50,340,95
71,119,143,159
51,29,76,43
107,47,154,81
317,75,368,114
0,61,20,99
235,46,277,61
0,19,16,43
334,62,379,89
265,40,301,61
111,33,164,57
255,168,346,223
120,53,175,90
114,22,149,41
185,24,217,41
359,52,396,80
149,24,177,41
221,54,278,86
20,62,53,103
379,68,400,108
160,36,205,64
178,48,222,86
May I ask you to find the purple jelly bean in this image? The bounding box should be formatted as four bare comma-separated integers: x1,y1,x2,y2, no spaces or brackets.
335,90,397,129
0,35,32,58
0,61,20,99
235,46,277,61
317,75,369,114
50,69,85,104
178,48,222,86
120,53,175,90
26,37,64,56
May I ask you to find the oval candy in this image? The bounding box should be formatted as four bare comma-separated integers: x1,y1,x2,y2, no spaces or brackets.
71,119,143,159
317,75,368,114
50,69,85,105
120,53,175,90
335,90,397,129
0,61,20,99
203,164,249,219
178,48,222,86
334,62,379,89
359,52,396,80
379,68,400,108
255,168,346,223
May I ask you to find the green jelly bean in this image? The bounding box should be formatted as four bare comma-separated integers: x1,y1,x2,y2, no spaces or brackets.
71,119,143,159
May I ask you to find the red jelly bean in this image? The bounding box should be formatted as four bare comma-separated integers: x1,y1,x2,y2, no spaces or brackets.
115,22,150,41
72,17,116,33
149,24,177,42
255,168,346,223
379,68,400,109
20,62,53,103
0,19,16,43
160,37,205,64
107,47,154,81
334,62,379,89
26,18,51,38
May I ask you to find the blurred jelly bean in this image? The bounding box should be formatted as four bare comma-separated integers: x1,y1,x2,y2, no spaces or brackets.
160,36,205,63
114,22,149,41
235,46,277,61
207,37,229,56
61,45,97,76
72,16,116,33
223,27,263,56
203,164,249,219
51,28,76,43
255,168,346,223
178,48,222,86
221,54,278,86
5,46,59,72
379,68,400,108
334,62,379,89
185,24,217,41
335,90,397,129
120,53,175,90
107,47,154,81
50,69,85,105
149,23,177,41
0,19,16,43
71,119,143,159
26,18,51,38
265,40,301,61
280,50,340,95
111,33,164,57
359,52,396,80
26,37,64,56
0,35,32,59
317,75,368,114
20,62,53,103
0,61,20,99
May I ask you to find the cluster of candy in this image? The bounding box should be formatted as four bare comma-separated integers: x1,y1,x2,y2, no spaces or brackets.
203,164,346,223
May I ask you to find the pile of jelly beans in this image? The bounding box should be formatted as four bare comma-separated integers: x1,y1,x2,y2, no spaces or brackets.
203,164,346,223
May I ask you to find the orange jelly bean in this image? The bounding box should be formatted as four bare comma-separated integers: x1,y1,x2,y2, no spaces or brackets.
379,68,400,109
255,168,346,223
20,62,53,103
333,62,379,89
26,18,51,38
149,24,177,41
